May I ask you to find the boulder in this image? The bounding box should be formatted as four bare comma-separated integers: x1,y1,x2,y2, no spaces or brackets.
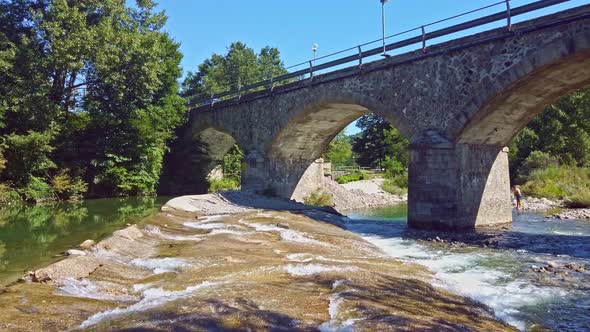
31,256,101,283
79,239,96,249
66,249,86,256
113,225,143,240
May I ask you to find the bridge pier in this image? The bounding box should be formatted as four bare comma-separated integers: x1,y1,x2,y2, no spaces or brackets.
242,153,312,198
408,143,512,230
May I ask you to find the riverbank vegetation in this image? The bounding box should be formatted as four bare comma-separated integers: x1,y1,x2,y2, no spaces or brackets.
509,87,590,206
0,1,185,203
207,145,243,193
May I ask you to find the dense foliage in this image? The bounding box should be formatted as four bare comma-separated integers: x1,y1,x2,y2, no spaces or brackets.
336,171,367,184
510,86,590,179
351,114,409,171
324,132,354,166
0,0,185,202
182,42,288,101
207,145,243,193
510,86,590,205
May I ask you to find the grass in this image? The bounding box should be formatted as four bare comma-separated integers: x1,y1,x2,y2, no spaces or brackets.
208,178,240,193
564,191,590,208
303,189,334,207
336,171,365,184
380,172,408,196
520,166,590,200
381,178,407,196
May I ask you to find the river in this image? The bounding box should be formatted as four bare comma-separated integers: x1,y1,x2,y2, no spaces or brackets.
0,198,588,331
347,204,590,331
0,197,168,284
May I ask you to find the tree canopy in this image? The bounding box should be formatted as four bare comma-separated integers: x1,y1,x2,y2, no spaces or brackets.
350,114,409,170
324,132,354,166
0,0,185,201
182,42,288,100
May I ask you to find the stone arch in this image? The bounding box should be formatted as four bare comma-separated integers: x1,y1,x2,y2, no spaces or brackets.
263,93,413,199
267,93,413,161
158,124,242,195
456,32,590,145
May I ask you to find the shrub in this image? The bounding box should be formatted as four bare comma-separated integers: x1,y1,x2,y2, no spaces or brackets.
18,176,55,203
222,145,244,182
521,165,590,199
208,178,240,193
1,130,56,187
0,183,21,204
336,171,365,184
303,189,334,207
385,171,408,187
517,151,559,183
383,157,405,178
564,190,590,208
381,178,407,196
51,170,88,201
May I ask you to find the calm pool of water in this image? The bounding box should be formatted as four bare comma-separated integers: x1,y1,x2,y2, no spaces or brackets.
0,197,168,284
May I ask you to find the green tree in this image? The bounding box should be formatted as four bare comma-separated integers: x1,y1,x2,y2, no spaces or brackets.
0,0,185,200
182,42,288,100
324,131,354,166
351,114,409,171
352,115,389,168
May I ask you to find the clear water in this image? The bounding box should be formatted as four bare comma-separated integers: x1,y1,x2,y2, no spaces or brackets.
0,197,168,284
346,205,590,331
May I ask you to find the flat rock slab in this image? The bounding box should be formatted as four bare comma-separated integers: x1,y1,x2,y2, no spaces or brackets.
33,256,101,283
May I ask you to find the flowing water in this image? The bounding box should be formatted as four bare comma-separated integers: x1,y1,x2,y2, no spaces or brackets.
346,204,590,331
0,198,588,331
0,197,168,284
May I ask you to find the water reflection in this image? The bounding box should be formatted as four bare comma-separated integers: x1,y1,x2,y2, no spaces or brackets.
0,197,168,283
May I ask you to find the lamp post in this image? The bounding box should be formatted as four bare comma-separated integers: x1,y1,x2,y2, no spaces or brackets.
312,43,319,65
381,0,390,57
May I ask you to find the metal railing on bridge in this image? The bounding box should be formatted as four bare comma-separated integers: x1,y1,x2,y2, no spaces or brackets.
187,0,573,109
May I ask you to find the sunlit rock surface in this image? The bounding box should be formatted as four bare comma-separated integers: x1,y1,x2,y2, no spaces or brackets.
0,196,513,331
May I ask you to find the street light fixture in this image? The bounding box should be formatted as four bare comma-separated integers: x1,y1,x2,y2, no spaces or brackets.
312,43,319,65
381,0,391,57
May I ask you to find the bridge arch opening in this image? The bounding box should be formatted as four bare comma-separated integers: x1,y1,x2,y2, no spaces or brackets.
158,126,244,195
264,98,411,202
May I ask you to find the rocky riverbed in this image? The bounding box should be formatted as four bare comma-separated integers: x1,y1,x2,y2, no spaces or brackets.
521,197,590,220
325,178,406,211
0,194,512,331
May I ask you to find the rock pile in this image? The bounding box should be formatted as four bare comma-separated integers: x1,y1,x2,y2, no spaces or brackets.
323,178,405,211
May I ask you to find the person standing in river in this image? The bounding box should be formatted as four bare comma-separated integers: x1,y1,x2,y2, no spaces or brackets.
512,186,523,209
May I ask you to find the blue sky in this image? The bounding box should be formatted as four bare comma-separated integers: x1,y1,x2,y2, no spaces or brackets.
155,0,587,134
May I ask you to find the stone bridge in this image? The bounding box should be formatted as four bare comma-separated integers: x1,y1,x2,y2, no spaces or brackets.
161,5,590,230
